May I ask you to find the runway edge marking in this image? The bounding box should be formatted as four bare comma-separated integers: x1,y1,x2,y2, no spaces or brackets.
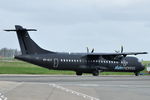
0,93,7,100
49,83,100,100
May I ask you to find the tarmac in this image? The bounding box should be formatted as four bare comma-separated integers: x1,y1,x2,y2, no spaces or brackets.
0,75,150,100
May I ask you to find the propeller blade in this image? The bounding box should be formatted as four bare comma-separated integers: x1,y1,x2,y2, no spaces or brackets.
115,46,123,53
86,47,89,53
121,46,123,53
91,48,94,53
115,50,119,53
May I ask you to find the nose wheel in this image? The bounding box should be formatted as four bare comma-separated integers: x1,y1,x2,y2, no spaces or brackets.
134,72,139,76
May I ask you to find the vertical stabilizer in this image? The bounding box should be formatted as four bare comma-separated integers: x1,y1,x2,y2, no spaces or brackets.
5,25,54,55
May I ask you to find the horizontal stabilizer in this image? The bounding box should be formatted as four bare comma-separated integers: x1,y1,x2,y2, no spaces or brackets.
4,29,37,32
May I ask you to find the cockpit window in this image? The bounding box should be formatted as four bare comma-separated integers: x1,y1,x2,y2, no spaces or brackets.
138,59,142,63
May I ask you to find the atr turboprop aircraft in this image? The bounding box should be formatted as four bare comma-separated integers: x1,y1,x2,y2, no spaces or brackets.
5,25,148,76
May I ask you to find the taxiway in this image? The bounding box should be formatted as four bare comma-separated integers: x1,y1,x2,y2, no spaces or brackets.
0,75,150,100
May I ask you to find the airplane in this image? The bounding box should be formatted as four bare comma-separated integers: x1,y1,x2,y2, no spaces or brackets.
4,25,148,76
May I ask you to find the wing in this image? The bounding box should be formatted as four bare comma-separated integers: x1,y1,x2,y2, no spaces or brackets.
82,52,148,60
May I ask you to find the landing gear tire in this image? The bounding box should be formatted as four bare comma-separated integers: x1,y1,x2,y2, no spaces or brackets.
92,70,99,76
134,72,139,76
76,72,82,76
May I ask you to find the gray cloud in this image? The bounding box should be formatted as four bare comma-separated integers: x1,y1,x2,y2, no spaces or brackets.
0,0,150,60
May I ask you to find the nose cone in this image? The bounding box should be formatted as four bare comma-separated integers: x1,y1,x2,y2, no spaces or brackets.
140,64,145,71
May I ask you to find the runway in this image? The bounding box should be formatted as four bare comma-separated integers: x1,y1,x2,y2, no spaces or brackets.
0,75,150,100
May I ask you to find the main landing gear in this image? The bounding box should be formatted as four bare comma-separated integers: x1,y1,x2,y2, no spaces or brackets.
92,70,99,76
76,72,82,76
76,70,100,76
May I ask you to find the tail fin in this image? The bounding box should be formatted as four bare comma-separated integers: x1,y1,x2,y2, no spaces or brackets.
5,25,54,55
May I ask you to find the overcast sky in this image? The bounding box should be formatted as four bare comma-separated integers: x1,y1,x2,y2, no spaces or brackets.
0,0,150,60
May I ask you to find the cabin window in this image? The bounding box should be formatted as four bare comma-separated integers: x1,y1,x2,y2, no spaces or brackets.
43,59,46,61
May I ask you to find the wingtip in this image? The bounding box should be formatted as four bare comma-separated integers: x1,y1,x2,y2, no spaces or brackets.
144,52,148,54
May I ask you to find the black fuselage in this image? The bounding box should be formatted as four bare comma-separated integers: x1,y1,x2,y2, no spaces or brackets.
15,52,145,74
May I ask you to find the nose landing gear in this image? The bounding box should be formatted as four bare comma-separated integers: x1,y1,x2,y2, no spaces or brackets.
134,72,140,76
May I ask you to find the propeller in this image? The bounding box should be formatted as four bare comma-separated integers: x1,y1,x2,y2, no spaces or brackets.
114,46,125,61
86,47,94,53
86,47,89,53
115,46,124,53
121,45,123,53
91,48,94,53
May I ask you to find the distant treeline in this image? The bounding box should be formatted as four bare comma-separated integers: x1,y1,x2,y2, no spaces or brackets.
0,48,21,57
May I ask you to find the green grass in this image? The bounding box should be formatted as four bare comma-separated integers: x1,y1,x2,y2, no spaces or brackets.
0,60,75,74
0,58,149,75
